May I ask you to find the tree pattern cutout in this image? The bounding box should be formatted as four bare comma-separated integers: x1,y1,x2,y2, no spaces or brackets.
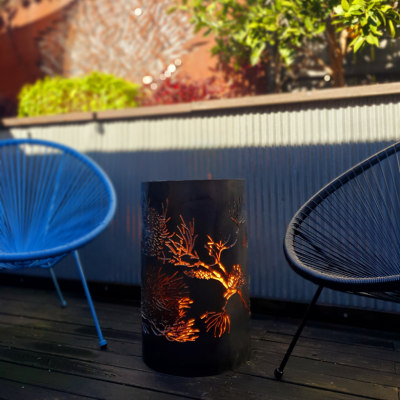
229,198,246,229
229,197,248,248
160,215,250,337
141,267,199,342
142,197,249,340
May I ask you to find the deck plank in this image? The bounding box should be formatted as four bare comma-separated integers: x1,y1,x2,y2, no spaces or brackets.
0,330,230,385
0,360,187,400
0,312,141,342
0,297,142,332
237,350,399,400
256,317,397,349
262,332,400,363
0,299,265,339
0,320,397,389
0,378,94,400
0,285,399,399
0,347,233,398
228,373,370,400
254,339,396,373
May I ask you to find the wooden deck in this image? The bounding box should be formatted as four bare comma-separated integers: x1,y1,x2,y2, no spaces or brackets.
0,286,399,400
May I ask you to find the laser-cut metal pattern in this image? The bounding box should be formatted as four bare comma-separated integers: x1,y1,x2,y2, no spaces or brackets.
242,230,248,248
141,180,251,376
154,208,250,338
141,267,199,342
160,216,199,266
177,226,250,336
229,198,246,228
141,198,173,257
201,310,230,337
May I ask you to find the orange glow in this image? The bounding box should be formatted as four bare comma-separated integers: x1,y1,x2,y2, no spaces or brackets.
160,216,199,266
162,214,250,337
229,198,246,228
242,231,248,248
142,267,199,342
201,310,231,337
143,198,250,340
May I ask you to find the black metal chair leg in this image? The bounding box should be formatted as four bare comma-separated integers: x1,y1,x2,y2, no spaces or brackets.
274,285,323,380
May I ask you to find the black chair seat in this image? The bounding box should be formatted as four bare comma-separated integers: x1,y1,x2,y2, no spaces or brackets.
275,140,400,380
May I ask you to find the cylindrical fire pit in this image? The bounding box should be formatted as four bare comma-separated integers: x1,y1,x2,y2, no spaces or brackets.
141,180,251,377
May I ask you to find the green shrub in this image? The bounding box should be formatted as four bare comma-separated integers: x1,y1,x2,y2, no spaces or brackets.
18,72,141,117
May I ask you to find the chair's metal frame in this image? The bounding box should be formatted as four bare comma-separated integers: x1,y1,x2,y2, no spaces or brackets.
0,139,117,348
275,141,400,379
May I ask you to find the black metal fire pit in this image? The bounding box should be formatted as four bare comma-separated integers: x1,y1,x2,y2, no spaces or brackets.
141,180,251,377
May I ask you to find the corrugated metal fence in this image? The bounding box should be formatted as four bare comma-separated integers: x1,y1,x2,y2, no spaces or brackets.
2,94,400,312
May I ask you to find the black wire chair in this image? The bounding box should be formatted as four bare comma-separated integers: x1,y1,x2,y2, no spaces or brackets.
274,141,400,380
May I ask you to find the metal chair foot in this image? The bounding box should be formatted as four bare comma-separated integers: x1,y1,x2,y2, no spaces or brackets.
274,368,283,380
49,268,67,308
73,251,107,349
274,286,323,378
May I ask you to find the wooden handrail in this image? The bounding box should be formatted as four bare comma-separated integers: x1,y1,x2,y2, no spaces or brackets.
2,82,400,127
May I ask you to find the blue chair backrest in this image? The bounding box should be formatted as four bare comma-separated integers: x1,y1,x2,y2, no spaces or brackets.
0,139,116,262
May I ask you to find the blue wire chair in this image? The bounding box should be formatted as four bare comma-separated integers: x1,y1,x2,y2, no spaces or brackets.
275,141,400,379
0,139,116,348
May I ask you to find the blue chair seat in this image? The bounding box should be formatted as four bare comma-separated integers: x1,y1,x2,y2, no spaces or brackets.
0,139,116,347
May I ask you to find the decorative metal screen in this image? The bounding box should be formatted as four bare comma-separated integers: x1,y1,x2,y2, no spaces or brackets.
141,180,251,376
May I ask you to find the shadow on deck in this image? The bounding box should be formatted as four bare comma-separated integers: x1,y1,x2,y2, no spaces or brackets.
0,285,398,400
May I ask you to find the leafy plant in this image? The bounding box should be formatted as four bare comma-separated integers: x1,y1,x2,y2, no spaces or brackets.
18,72,141,117
172,0,400,91
141,76,238,106
333,0,400,51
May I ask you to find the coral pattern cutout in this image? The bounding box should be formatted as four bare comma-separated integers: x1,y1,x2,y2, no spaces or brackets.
142,267,199,342
201,310,230,338
229,198,246,229
142,196,249,340
142,198,174,257
242,230,248,248
159,216,199,266
230,198,248,247
161,214,250,337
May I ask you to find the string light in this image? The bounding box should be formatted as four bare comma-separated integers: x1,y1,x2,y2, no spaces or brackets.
174,59,182,66
142,76,153,84
134,8,142,16
324,75,331,82
167,64,176,73
164,70,171,78
151,83,158,90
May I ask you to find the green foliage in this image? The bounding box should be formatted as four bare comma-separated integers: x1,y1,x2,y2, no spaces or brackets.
18,72,141,117
175,0,400,68
174,1,331,68
333,0,400,52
